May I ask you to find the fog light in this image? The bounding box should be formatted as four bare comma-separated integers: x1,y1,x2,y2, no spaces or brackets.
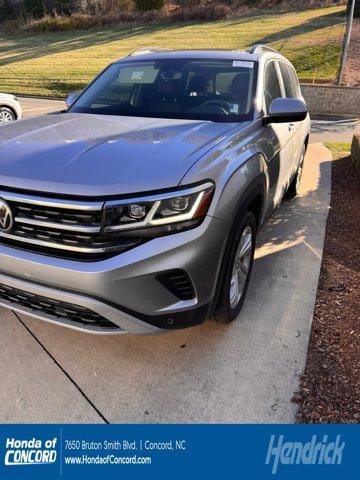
170,196,189,212
129,204,146,219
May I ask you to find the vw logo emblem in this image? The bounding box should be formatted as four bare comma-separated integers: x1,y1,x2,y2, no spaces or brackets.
0,199,13,232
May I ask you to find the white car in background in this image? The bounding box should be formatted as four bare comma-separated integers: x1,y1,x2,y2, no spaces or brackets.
0,94,22,123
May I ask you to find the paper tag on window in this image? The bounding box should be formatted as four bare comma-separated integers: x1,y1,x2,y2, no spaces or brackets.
131,71,144,80
233,61,254,68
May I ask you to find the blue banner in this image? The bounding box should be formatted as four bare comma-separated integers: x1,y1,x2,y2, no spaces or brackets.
0,424,357,479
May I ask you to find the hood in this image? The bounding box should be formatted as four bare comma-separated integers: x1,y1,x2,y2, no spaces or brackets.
0,113,240,197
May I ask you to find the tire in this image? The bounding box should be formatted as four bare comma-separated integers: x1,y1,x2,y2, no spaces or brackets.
284,143,306,200
0,107,16,124
211,210,257,324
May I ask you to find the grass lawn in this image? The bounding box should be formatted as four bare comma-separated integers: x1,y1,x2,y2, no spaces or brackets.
0,5,346,97
325,143,351,159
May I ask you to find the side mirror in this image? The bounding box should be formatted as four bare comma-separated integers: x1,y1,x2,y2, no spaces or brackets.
65,91,81,108
263,98,308,125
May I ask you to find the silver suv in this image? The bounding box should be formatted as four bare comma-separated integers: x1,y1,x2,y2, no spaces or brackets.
0,46,310,335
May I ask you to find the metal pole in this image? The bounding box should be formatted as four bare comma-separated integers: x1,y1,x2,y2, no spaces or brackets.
338,0,356,85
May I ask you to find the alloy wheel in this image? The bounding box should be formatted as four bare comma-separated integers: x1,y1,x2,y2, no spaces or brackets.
0,109,15,123
229,226,253,309
296,145,306,191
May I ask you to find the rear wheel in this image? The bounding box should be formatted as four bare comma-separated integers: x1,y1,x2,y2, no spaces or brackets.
0,107,16,123
285,143,306,200
212,210,256,324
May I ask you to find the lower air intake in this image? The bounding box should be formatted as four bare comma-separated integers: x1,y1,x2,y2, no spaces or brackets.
156,269,195,301
0,284,119,330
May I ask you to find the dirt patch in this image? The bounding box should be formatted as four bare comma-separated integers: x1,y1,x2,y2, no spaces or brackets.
295,154,360,423
343,18,360,86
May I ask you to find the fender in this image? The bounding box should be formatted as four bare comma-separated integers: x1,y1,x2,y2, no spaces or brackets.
210,152,268,226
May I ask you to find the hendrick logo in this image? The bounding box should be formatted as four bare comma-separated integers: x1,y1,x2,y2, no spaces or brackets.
265,434,345,475
4,437,58,466
0,199,13,232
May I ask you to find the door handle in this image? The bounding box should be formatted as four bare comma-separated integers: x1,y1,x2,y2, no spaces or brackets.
288,123,295,131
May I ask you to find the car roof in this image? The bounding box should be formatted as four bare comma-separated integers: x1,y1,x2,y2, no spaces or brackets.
116,49,260,63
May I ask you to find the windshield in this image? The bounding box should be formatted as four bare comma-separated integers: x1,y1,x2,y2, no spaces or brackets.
69,58,257,122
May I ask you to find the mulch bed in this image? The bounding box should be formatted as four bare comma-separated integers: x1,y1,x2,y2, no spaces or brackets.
294,155,360,423
343,18,360,86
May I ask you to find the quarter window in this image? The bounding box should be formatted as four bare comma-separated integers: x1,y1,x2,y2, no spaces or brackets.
263,61,282,113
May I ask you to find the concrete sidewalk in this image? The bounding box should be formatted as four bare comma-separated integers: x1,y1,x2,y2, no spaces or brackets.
0,143,332,423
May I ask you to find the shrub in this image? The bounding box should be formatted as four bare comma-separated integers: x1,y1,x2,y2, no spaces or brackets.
134,0,165,12
24,0,45,18
169,3,230,22
80,0,134,15
0,0,12,21
351,134,360,173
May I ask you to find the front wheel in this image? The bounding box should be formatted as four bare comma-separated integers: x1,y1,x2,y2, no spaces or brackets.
212,210,256,324
0,107,16,124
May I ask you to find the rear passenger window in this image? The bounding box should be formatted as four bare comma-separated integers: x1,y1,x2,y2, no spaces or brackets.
279,62,298,99
263,61,282,113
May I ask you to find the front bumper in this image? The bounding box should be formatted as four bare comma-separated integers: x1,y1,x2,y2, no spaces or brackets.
0,216,229,334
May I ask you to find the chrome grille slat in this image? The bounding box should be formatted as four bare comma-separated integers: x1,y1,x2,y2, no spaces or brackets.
0,231,108,253
15,216,101,233
0,189,104,210
0,190,144,259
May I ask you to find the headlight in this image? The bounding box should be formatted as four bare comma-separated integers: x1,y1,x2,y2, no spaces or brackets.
104,182,214,237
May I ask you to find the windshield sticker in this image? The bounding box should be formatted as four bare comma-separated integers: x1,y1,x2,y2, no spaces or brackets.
233,61,254,68
131,71,145,80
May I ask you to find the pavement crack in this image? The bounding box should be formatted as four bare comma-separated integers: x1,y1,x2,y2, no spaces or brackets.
12,310,110,424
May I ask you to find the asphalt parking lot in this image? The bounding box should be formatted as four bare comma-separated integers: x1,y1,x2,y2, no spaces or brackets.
1,98,334,423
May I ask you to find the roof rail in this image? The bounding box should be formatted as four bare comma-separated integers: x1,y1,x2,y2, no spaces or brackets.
129,47,172,57
248,44,279,55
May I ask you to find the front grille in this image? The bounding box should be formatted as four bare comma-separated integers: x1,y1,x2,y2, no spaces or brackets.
0,190,144,260
0,283,119,330
156,269,195,301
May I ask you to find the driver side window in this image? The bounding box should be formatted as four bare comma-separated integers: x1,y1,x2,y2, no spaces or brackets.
263,61,282,114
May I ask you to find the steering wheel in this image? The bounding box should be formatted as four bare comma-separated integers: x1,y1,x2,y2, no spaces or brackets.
200,100,231,115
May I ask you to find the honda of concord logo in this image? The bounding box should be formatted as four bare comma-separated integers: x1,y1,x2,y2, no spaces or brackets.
4,437,58,466
0,199,13,232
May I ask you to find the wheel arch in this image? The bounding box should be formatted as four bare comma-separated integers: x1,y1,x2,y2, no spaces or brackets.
210,178,266,315
209,151,268,226
304,134,309,152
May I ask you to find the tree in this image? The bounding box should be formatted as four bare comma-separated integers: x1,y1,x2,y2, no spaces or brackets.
354,0,359,18
54,0,72,14
134,0,165,11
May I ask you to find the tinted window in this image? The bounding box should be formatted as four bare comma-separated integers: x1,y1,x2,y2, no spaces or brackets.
279,62,298,99
70,59,257,123
263,61,282,112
